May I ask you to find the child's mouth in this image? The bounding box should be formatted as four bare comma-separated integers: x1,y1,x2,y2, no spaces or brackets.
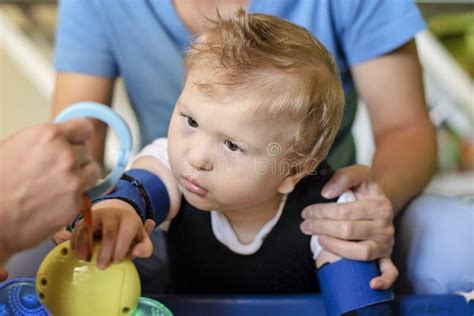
183,177,208,197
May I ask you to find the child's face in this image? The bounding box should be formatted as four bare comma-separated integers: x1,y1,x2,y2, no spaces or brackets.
167,74,299,212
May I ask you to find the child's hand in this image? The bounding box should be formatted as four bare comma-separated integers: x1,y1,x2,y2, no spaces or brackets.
370,257,398,290
315,250,398,290
52,228,72,245
144,219,157,236
71,200,153,269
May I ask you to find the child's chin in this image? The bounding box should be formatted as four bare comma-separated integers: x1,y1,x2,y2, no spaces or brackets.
183,191,216,211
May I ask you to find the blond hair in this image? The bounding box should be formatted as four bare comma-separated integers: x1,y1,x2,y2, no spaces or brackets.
184,9,344,172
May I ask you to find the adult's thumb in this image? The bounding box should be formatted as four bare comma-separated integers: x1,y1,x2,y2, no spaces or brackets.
57,119,94,144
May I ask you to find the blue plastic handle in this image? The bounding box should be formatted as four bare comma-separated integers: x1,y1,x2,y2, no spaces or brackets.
54,102,132,199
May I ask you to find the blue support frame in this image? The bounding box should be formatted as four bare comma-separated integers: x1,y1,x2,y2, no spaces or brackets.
151,294,473,316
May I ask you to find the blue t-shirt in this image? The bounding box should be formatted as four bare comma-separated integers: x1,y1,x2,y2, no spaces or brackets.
54,0,425,168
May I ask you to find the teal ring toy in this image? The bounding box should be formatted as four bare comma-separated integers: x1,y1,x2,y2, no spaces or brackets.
54,102,132,199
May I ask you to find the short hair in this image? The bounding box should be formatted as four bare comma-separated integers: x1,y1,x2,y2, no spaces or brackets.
184,9,344,172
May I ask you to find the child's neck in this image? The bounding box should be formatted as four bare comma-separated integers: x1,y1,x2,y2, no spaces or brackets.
219,193,284,245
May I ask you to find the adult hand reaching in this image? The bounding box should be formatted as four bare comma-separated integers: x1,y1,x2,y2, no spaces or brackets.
301,165,397,289
0,119,101,264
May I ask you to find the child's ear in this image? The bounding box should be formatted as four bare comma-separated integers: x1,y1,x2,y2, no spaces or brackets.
276,174,302,194
277,159,319,194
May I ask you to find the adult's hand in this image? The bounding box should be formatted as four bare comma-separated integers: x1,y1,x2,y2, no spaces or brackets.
0,120,100,263
301,165,396,289
0,266,8,282
301,165,394,260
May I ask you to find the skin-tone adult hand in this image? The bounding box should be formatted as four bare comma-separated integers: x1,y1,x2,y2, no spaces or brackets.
301,165,398,289
0,267,8,282
0,120,101,264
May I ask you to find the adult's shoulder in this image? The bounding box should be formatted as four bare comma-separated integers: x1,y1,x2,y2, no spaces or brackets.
327,0,426,65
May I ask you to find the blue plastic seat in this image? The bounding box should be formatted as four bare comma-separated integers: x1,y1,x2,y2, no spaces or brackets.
152,294,473,316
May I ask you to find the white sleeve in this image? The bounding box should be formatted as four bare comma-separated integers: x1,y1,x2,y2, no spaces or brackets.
310,190,357,259
128,137,170,170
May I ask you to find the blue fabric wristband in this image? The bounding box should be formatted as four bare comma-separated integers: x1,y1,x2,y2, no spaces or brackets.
124,169,170,225
92,179,147,220
317,259,394,316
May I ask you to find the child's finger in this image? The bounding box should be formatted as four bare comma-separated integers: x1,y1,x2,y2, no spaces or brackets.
71,224,90,260
112,220,143,263
97,216,120,269
52,228,72,245
131,241,153,258
130,228,153,258
144,219,156,235
370,257,399,290
72,214,102,260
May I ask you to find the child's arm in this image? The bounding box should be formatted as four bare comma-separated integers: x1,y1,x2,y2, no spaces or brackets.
313,191,395,316
130,155,181,223
315,251,396,316
126,137,182,224
72,138,181,268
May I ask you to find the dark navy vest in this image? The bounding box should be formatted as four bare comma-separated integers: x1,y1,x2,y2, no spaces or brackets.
165,161,336,294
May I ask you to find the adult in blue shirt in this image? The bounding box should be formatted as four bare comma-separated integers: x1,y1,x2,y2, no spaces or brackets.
51,0,472,294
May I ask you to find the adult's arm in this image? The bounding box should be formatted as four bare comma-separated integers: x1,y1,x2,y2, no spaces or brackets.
303,41,436,249
352,40,437,213
301,41,436,289
53,0,118,167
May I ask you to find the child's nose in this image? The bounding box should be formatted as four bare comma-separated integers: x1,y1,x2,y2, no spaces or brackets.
187,145,213,172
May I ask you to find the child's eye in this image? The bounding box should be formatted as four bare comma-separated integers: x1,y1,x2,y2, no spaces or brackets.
224,140,240,152
184,115,198,128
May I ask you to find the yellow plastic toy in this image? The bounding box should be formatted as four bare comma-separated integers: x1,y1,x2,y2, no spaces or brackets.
36,241,140,316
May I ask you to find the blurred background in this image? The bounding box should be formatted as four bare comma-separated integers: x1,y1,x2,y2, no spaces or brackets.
0,0,473,195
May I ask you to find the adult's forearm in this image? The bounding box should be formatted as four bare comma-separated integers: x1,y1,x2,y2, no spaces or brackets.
372,121,437,215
